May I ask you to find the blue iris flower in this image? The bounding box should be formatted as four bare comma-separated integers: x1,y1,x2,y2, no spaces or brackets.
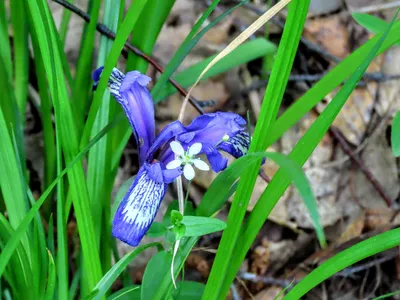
93,67,250,247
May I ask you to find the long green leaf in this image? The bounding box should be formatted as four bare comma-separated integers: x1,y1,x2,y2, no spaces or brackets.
87,0,121,274
44,250,56,300
71,0,102,129
91,243,162,300
352,12,400,46
392,111,400,157
126,0,175,72
285,228,400,299
203,1,311,298
10,0,29,116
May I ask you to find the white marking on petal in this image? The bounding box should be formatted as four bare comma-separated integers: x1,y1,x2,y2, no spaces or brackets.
188,143,202,156
121,172,164,228
166,159,182,170
183,164,195,181
193,159,210,171
170,141,184,156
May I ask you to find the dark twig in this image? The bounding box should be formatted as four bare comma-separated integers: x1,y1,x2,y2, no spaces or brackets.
329,127,393,207
52,0,206,114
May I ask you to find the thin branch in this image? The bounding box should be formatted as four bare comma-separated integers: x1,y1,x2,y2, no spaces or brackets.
52,0,207,114
329,126,393,207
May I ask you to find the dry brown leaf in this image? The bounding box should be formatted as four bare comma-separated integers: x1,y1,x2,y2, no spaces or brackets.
335,212,365,245
304,14,349,59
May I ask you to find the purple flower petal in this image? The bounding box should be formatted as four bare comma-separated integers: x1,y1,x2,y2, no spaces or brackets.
157,112,248,168
93,67,155,166
112,163,167,247
217,131,250,158
146,120,186,163
201,143,228,172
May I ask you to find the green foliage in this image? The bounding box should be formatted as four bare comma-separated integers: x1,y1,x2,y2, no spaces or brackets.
392,111,400,156
1,0,400,299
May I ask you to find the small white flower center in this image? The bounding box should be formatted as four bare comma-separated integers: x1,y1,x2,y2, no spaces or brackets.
166,141,210,181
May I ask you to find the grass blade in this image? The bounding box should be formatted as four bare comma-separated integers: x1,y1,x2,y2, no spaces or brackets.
91,243,162,300
392,111,400,156
285,228,400,299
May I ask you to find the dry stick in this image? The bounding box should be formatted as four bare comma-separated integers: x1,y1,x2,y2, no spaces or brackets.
52,0,206,115
329,126,393,207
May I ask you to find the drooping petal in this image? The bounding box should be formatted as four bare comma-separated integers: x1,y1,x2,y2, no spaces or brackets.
112,163,167,247
183,164,195,180
170,141,185,156
188,143,202,156
92,67,155,166
193,159,210,171
217,131,250,159
147,120,187,163
201,143,228,172
166,159,182,170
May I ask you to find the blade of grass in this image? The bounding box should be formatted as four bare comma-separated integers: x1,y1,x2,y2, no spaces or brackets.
44,250,56,300
10,0,30,117
126,0,175,72
56,128,68,300
352,12,400,46
154,38,276,101
87,0,121,274
392,111,400,156
0,72,29,239
71,0,101,130
0,214,32,299
219,8,399,296
59,0,75,44
91,243,162,300
285,228,400,299
202,0,305,298
31,0,103,290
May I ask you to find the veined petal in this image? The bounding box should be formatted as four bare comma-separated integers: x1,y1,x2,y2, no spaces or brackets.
112,164,167,247
170,141,185,156
193,159,210,171
188,143,202,156
93,67,155,166
183,164,195,181
166,159,182,170
217,131,250,158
